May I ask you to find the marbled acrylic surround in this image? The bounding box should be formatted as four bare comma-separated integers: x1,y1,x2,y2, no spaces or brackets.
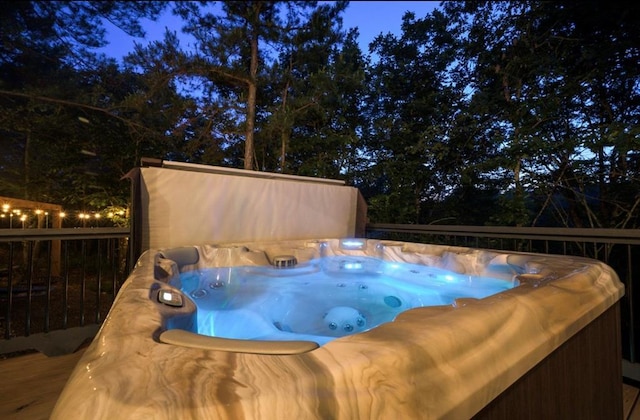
52,238,624,419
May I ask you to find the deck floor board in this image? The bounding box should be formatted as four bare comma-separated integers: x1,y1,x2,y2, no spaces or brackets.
0,350,84,420
625,383,640,420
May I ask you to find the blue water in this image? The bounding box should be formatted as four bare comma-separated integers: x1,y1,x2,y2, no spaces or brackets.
174,256,515,345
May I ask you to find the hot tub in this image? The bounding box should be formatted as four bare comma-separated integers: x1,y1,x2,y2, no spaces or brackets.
52,238,625,419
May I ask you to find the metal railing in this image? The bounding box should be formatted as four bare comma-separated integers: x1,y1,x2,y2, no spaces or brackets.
1,224,638,364
0,228,130,356
365,223,640,363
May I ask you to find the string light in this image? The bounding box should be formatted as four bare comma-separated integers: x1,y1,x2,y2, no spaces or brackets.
0,207,127,228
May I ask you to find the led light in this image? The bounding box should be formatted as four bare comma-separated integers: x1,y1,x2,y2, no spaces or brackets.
158,290,184,307
341,261,363,270
340,239,366,250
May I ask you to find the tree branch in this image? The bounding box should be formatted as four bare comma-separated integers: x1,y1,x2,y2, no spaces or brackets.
0,89,157,134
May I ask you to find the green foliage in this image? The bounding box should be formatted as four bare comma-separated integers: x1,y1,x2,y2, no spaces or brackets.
0,1,638,230
440,0,640,227
360,8,462,223
0,1,173,210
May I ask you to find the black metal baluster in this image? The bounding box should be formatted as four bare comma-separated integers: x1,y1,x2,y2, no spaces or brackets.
63,240,69,329
95,240,102,323
4,243,14,339
25,241,34,336
45,240,52,332
80,240,86,326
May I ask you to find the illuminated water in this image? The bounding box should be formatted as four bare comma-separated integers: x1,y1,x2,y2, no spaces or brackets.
174,256,515,345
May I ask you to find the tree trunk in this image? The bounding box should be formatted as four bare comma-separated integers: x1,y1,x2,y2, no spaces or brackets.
279,81,290,172
244,29,259,171
280,129,290,173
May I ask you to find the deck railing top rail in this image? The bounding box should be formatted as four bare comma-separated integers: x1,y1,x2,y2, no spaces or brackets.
366,224,640,245
0,227,130,242
4,225,635,244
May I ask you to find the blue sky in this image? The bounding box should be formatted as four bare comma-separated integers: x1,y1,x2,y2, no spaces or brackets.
102,1,440,59
341,1,440,50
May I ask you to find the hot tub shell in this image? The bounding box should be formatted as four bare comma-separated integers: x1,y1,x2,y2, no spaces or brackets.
52,238,624,419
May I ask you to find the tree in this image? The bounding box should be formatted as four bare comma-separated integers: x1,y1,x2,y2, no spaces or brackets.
159,1,361,176
261,1,365,178
171,1,313,170
0,1,169,208
362,9,461,223
0,1,167,70
443,1,640,228
2,0,638,230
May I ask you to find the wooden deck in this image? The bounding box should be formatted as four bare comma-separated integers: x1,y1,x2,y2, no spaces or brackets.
626,383,640,420
1,349,640,419
0,350,85,420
